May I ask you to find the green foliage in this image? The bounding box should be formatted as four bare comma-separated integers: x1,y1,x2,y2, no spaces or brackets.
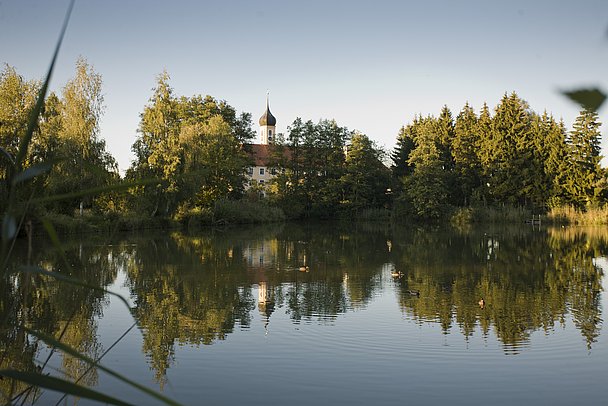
1,4,182,403
267,118,350,218
396,116,450,220
213,199,286,224
392,91,605,221
0,59,119,219
340,133,390,214
391,122,417,180
127,73,253,218
563,109,604,208
175,199,285,227
547,205,608,225
452,103,481,205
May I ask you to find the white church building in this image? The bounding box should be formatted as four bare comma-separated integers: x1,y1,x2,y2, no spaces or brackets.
245,97,285,188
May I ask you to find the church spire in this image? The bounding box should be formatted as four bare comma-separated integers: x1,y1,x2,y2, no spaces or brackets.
259,92,276,127
259,93,276,144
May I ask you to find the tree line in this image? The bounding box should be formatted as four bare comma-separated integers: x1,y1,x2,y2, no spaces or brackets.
392,94,604,220
0,62,604,227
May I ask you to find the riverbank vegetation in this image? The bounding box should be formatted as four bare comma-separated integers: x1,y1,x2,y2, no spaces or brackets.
1,64,607,232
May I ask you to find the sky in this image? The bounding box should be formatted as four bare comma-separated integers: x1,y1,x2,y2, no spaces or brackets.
1,0,607,173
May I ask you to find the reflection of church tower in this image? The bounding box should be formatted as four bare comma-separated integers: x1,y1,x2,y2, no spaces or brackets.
259,94,276,145
258,282,275,334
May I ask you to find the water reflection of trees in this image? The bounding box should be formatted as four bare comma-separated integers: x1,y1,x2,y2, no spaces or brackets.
124,222,391,383
123,231,256,385
392,226,605,352
1,237,122,403
2,223,605,396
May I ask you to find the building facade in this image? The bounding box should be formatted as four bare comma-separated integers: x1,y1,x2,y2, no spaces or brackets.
245,97,280,189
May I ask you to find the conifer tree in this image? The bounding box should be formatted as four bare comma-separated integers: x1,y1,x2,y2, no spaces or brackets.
564,109,604,207
400,116,448,219
475,102,493,204
487,92,540,206
341,133,390,213
453,102,481,205
436,105,455,171
391,122,417,180
531,112,569,207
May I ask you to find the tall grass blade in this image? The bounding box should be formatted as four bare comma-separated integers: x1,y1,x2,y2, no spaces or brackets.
24,328,183,406
1,215,17,241
54,322,138,406
19,266,133,315
31,178,160,204
13,0,74,173
0,370,133,406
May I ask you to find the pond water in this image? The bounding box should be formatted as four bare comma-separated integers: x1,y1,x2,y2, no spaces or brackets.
2,222,607,405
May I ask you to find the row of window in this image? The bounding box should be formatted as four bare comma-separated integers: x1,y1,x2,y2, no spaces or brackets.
247,167,277,176
246,179,265,185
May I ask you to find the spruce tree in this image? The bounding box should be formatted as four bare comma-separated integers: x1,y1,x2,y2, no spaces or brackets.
565,109,604,207
488,92,540,206
391,123,417,180
475,102,493,204
453,102,481,205
401,116,449,219
532,112,569,207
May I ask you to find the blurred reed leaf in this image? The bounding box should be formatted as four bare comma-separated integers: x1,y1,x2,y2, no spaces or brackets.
13,1,74,173
31,178,160,204
561,88,606,112
19,265,134,315
0,1,181,404
11,161,53,185
1,0,73,254
0,146,15,165
24,327,183,406
1,215,17,241
0,370,133,406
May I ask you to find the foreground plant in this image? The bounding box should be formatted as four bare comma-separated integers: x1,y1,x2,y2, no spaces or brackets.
0,1,177,405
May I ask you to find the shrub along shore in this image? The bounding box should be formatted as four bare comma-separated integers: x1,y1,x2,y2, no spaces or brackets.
33,202,608,238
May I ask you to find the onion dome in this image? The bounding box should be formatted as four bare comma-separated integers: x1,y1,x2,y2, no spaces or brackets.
259,97,276,126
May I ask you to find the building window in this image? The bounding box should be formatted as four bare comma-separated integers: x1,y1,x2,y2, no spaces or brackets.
270,168,277,175
247,167,253,175
259,179,265,184
260,167,265,176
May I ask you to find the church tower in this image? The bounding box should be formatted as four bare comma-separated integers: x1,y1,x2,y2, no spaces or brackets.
259,94,276,145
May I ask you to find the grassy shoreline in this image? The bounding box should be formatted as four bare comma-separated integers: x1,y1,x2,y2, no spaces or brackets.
451,205,608,227
27,203,608,238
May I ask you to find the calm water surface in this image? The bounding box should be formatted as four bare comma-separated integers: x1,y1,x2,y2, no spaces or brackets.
2,222,607,405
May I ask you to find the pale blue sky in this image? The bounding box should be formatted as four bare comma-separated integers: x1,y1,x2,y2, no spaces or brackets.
1,0,607,172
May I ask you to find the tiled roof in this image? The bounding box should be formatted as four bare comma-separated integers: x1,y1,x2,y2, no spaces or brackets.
246,144,292,167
